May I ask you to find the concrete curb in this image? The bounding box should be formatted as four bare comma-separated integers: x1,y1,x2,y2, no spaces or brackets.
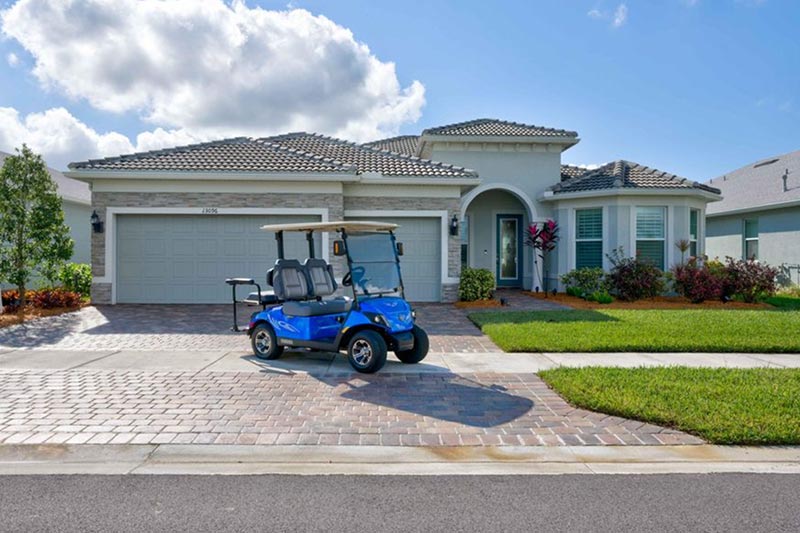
0,444,798,475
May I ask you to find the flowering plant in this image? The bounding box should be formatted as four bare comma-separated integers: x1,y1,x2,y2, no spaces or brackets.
524,219,560,295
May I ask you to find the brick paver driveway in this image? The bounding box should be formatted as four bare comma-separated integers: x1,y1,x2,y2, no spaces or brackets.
0,370,701,446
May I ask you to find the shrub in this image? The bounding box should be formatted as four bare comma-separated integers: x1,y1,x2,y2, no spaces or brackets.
1,289,21,312
724,257,778,303
605,247,665,301
59,262,92,297
458,267,495,302
588,290,614,304
26,288,83,309
561,268,605,299
671,258,724,303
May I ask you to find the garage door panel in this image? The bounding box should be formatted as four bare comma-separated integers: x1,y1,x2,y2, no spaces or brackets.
345,216,441,302
116,214,321,304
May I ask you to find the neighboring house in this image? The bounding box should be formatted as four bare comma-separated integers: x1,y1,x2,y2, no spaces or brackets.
66,118,720,304
706,149,800,286
0,151,91,288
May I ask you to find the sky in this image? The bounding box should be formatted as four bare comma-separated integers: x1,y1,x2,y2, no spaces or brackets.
0,0,798,180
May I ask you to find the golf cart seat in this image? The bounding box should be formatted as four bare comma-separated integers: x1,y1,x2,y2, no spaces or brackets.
280,258,352,317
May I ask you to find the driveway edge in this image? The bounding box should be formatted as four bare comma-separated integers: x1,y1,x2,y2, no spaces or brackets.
0,444,798,475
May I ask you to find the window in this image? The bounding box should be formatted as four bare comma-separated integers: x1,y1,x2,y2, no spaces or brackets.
636,206,666,269
460,215,469,268
575,208,603,269
744,218,759,260
689,209,700,257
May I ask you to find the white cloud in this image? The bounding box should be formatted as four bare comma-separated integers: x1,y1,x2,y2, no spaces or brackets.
1,0,425,143
587,3,628,28
613,4,628,27
0,106,205,169
5,51,18,67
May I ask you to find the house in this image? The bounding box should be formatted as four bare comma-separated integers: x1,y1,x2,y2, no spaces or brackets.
0,151,91,282
706,149,800,286
66,118,721,304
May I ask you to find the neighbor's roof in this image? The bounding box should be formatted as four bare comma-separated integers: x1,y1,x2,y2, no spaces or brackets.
260,220,398,233
706,149,800,215
260,132,476,178
68,138,356,174
422,118,578,139
362,135,420,157
1,150,90,205
550,160,721,195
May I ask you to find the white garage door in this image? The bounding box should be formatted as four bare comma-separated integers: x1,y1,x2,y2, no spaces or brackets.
346,216,441,302
116,214,321,304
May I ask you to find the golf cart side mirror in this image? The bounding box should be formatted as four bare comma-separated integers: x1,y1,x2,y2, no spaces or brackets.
333,240,346,256
396,242,404,256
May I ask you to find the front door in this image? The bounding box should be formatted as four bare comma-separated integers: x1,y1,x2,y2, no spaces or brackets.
496,214,522,287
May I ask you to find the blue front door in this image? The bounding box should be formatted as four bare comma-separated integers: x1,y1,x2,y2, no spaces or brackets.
496,214,522,287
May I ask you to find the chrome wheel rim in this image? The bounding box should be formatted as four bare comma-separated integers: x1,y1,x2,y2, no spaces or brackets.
254,329,271,354
351,339,373,366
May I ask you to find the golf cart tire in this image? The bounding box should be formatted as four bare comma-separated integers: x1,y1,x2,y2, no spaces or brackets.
395,325,429,364
251,323,284,360
347,330,388,374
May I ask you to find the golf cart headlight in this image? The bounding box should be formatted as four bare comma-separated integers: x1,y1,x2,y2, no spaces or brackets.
411,309,416,320
364,312,388,327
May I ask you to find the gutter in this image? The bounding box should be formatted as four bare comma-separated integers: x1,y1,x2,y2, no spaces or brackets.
538,188,723,202
706,197,800,218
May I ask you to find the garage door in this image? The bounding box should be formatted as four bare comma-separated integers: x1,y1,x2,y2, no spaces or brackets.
346,216,441,302
116,214,321,303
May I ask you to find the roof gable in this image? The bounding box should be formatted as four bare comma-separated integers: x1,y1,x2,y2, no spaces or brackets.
422,118,578,139
551,160,720,195
361,135,420,157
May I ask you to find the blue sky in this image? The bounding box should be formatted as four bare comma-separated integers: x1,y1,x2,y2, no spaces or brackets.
1,0,798,179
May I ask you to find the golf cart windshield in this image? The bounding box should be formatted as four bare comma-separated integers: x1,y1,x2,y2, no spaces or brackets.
346,232,401,297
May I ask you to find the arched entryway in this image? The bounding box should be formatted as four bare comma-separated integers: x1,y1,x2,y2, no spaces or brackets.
460,184,538,290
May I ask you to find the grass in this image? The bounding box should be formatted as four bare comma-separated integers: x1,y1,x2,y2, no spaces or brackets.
539,367,800,444
468,309,800,352
766,295,800,310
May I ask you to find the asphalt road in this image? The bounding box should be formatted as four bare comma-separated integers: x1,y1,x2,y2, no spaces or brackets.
2,474,799,532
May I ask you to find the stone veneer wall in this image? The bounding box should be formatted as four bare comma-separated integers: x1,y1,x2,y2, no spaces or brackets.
90,191,344,304
343,195,461,302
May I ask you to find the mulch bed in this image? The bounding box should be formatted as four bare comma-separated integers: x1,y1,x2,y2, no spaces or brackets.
524,291,772,310
0,303,88,329
454,299,503,309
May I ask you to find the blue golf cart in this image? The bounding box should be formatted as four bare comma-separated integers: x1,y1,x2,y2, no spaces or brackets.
225,221,428,373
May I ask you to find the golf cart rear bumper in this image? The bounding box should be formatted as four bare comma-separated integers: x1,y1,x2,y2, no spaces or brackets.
390,331,414,352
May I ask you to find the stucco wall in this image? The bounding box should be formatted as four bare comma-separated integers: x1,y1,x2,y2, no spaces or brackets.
63,201,92,265
707,206,800,285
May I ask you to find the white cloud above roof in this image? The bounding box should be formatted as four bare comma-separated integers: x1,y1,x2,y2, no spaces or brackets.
1,0,425,157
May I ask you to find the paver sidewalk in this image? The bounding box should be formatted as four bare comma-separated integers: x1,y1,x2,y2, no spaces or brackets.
0,370,702,447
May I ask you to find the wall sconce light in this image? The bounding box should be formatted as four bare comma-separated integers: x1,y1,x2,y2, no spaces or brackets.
449,215,459,236
90,210,104,234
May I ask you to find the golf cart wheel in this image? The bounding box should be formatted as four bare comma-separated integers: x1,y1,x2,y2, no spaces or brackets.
395,325,429,364
347,330,387,374
251,323,284,360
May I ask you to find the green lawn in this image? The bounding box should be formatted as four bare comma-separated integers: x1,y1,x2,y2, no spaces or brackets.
469,309,800,352
766,295,800,310
539,367,800,444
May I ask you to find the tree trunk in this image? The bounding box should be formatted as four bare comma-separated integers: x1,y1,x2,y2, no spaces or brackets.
17,282,26,314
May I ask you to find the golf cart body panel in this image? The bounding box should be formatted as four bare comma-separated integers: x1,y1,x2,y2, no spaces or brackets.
227,220,426,373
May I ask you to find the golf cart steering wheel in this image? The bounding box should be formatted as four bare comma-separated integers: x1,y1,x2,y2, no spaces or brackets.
342,266,368,289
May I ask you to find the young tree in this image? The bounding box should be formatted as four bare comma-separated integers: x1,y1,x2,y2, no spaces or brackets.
524,219,560,296
0,145,74,311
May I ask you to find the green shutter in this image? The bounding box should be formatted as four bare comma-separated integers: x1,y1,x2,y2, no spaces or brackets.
576,241,603,269
690,210,699,241
636,207,665,239
576,208,602,240
636,240,665,269
744,219,759,239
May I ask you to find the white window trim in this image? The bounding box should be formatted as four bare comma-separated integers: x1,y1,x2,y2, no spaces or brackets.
635,206,667,269
743,218,759,260
97,207,330,304
574,207,604,270
343,209,456,285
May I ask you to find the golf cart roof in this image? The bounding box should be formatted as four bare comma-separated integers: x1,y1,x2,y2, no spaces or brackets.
260,220,399,233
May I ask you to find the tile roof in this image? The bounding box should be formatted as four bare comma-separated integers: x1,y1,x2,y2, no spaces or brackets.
1,150,90,204
68,138,355,174
362,135,420,157
706,149,800,215
261,132,476,177
422,118,578,138
551,160,721,195
560,164,589,181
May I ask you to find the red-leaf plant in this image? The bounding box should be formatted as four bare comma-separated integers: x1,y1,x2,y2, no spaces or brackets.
524,219,560,296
